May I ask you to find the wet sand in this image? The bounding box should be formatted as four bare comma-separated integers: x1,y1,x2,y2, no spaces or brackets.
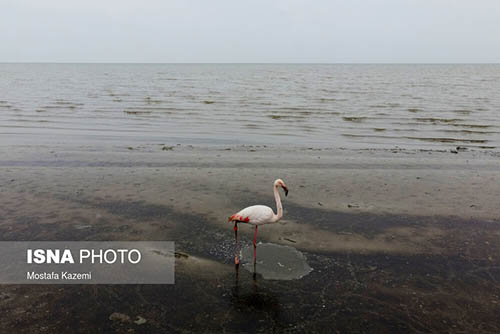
1,144,500,333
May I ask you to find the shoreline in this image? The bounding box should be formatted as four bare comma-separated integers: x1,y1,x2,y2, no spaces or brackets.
1,142,500,332
2,143,500,221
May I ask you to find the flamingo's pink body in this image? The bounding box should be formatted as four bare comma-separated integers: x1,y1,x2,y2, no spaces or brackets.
228,179,289,265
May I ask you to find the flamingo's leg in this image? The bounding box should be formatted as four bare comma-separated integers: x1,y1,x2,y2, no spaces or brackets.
234,222,239,265
253,225,258,263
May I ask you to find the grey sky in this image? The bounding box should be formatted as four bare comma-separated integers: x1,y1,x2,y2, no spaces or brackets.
2,0,500,63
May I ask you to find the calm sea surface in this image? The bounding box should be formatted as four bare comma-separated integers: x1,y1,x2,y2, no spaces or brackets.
1,63,499,150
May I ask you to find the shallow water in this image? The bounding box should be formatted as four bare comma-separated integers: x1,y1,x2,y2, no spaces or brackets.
1,64,500,150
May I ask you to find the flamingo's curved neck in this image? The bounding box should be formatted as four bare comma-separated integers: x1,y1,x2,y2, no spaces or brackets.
273,185,283,222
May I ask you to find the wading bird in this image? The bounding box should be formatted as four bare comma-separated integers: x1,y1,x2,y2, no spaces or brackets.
228,179,289,265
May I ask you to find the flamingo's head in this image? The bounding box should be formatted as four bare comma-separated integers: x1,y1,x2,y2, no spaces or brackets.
274,178,289,197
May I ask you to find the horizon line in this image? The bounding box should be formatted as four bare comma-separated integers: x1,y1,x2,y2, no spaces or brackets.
1,61,500,65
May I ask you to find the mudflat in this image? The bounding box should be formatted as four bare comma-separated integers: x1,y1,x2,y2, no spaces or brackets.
0,144,499,333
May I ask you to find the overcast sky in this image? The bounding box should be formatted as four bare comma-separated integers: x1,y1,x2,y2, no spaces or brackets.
2,0,500,63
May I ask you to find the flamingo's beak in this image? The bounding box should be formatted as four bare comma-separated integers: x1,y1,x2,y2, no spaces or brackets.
283,185,289,197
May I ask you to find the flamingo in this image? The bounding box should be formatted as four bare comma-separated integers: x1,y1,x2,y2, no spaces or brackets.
228,178,289,265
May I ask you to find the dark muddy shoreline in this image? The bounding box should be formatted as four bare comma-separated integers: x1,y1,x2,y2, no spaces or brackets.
0,143,499,332
1,157,500,333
